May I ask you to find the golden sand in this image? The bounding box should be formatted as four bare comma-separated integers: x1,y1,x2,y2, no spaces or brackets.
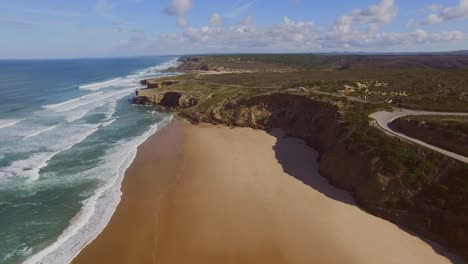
73,119,457,264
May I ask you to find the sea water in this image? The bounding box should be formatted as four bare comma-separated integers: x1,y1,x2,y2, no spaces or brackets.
0,56,178,264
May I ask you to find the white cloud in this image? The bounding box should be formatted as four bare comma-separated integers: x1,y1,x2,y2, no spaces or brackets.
163,0,193,16
116,0,465,55
421,0,468,25
332,0,397,33
209,13,222,27
237,15,254,26
163,0,194,27
324,28,464,49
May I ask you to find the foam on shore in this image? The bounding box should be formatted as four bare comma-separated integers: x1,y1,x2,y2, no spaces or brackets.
0,119,24,129
16,57,180,264
23,115,173,264
79,78,124,90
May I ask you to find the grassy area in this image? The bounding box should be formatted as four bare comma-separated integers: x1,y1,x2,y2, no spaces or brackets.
175,57,468,112
392,115,468,157
202,53,468,70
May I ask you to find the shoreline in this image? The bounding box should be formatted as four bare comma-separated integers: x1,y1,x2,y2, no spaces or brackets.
17,57,180,264
24,116,173,264
72,118,461,264
72,117,185,264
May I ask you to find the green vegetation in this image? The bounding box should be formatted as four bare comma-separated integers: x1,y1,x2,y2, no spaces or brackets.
177,56,468,112
392,115,468,157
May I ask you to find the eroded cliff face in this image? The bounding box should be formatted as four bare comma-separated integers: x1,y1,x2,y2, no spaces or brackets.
134,90,199,109
136,91,468,260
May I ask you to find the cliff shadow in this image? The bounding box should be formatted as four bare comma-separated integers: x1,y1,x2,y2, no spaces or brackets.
395,226,465,264
269,128,355,206
270,128,464,264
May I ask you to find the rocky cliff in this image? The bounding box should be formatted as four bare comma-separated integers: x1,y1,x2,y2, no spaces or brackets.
136,90,468,261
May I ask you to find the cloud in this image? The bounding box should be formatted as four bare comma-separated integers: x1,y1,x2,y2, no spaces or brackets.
116,0,465,55
324,0,464,49
421,0,468,25
163,0,194,27
236,15,254,27
163,0,193,16
209,13,222,27
324,29,464,49
118,16,319,54
332,0,397,33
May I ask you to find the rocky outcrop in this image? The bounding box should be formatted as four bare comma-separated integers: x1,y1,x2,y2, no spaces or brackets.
139,80,180,89
133,90,199,109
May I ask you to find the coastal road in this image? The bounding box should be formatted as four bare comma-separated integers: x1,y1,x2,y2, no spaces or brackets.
369,109,468,163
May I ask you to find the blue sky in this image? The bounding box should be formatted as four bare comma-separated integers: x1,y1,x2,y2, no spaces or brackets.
1,0,467,58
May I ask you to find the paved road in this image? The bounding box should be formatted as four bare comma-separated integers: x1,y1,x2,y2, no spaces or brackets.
369,109,468,163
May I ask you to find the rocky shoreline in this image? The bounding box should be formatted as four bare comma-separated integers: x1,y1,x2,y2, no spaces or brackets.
133,63,468,261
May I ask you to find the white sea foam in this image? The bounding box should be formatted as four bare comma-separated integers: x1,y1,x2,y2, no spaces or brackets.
0,119,24,129
42,92,103,110
79,78,123,90
101,119,116,127
147,58,181,72
65,111,91,123
2,57,178,262
63,90,133,123
104,101,117,121
127,58,180,79
0,124,99,181
0,153,51,181
77,58,178,92
24,115,173,264
54,89,134,113
23,125,59,140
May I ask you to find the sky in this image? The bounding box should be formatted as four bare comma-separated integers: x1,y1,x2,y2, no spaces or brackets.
0,0,467,58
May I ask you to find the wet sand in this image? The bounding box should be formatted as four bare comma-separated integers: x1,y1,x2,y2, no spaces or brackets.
73,118,458,264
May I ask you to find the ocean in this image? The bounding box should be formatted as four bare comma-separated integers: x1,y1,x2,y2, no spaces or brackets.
0,56,177,264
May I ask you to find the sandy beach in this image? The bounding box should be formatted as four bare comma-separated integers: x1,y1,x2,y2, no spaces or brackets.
73,118,459,264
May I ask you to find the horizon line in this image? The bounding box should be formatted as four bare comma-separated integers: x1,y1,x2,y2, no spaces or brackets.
1,50,468,60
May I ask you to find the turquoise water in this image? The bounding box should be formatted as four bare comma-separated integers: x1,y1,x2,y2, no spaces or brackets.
0,57,177,263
